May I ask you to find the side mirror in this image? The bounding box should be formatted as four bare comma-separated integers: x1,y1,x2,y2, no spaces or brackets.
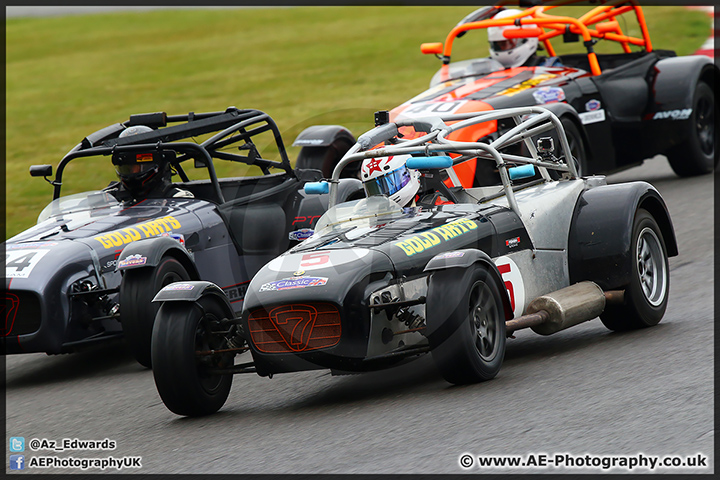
420,43,444,55
304,181,330,195
30,165,53,177
406,156,453,170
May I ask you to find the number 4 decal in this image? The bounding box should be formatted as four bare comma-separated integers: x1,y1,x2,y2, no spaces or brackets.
5,249,50,279
494,256,525,319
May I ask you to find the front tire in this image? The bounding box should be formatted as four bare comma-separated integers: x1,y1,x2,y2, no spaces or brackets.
151,296,234,416
600,209,669,331
427,265,506,384
666,81,716,177
120,257,190,368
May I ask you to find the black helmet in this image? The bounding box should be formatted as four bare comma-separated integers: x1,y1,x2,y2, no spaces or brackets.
111,125,170,197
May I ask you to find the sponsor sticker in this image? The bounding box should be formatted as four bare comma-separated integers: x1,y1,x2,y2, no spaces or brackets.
651,108,692,120
160,232,185,246
163,283,195,291
496,73,558,97
260,276,328,292
532,87,566,105
585,99,601,111
117,254,147,269
579,109,606,125
93,215,182,249
505,237,521,248
435,251,466,260
5,249,50,279
289,229,314,241
7,242,58,250
294,138,325,146
395,218,478,256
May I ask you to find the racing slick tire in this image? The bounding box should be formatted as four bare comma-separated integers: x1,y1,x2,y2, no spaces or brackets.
120,257,190,368
151,295,234,416
600,209,670,331
296,137,359,179
427,264,506,384
666,81,716,177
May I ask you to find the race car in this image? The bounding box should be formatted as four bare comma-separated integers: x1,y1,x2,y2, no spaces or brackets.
149,106,677,416
391,1,718,187
3,107,363,367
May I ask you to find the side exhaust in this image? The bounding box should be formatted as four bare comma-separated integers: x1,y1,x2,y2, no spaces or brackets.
506,282,623,336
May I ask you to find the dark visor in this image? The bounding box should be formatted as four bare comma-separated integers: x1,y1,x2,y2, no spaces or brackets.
490,39,518,51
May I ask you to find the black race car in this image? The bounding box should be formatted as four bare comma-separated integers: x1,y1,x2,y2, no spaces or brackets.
3,107,363,366
391,1,718,187
149,106,677,416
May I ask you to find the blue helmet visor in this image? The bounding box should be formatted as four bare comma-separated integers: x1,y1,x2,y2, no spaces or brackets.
365,166,411,197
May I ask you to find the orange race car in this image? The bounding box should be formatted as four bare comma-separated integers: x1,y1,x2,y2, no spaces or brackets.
390,1,718,188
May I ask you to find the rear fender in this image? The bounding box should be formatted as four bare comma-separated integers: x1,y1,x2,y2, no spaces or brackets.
292,125,355,148
650,56,716,114
117,236,199,279
568,182,677,290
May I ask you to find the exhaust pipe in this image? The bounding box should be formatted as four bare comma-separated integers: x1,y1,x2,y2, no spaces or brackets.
506,282,607,336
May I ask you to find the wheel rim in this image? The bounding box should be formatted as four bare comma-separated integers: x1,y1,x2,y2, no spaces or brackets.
194,311,228,394
469,281,500,361
636,227,667,307
695,94,714,156
161,271,183,288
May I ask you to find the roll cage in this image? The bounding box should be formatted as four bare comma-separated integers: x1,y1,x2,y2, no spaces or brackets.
323,106,578,217
46,108,294,204
422,0,652,78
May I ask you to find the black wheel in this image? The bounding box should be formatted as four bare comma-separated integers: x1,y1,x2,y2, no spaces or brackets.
600,209,669,331
427,265,506,384
561,116,588,177
666,81,716,177
151,295,234,416
120,257,190,367
295,138,358,178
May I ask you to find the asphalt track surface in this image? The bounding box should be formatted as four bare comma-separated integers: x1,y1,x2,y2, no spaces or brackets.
5,156,715,475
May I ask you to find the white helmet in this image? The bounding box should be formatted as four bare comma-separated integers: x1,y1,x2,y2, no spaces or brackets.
361,154,420,208
487,9,539,68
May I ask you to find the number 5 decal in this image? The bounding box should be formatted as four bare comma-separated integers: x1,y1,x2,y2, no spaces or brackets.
494,256,525,319
299,252,331,269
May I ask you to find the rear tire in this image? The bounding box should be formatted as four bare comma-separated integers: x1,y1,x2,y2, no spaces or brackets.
560,117,588,177
296,138,358,179
151,296,234,416
600,209,669,331
427,265,506,384
120,257,190,368
666,81,716,177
